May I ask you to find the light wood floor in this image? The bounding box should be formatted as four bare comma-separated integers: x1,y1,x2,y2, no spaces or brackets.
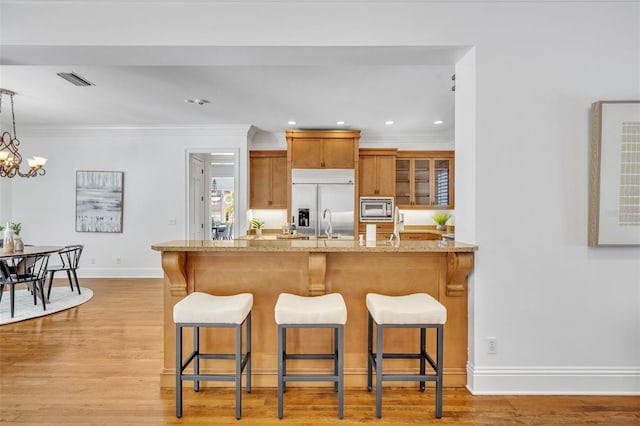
1,278,638,425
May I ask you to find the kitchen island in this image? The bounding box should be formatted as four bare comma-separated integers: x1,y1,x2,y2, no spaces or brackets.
152,238,476,388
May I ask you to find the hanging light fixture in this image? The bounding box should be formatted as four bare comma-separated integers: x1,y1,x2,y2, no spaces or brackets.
0,89,47,178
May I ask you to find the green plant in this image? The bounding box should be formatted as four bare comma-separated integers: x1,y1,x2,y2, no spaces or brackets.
249,218,264,229
10,222,21,236
432,213,450,226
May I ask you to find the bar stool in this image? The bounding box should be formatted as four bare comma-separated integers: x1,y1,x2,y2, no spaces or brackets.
366,292,446,419
173,291,253,420
274,292,347,419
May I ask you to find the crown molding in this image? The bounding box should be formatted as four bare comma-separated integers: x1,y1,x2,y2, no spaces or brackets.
18,125,254,138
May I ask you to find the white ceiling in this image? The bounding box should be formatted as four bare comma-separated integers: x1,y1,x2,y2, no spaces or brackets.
0,46,468,140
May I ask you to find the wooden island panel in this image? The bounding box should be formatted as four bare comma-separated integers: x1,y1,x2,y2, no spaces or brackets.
155,240,475,388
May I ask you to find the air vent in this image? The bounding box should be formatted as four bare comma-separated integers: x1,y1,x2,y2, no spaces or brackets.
57,72,95,87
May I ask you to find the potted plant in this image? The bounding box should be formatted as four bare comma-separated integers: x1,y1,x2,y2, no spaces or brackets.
10,222,23,251
10,222,21,236
432,213,450,231
249,218,265,236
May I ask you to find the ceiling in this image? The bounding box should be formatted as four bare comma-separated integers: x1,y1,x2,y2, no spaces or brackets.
0,46,468,140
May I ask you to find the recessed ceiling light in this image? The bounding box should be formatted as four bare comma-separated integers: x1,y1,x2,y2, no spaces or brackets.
385,120,394,125
184,98,210,105
433,120,443,125
288,121,296,125
336,121,345,125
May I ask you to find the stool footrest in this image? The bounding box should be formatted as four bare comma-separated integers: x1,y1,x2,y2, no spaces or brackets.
284,375,339,383
182,353,250,371
285,353,336,360
369,351,438,371
379,374,439,382
181,374,238,382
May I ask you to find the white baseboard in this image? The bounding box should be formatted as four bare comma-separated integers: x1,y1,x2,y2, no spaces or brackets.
467,364,640,395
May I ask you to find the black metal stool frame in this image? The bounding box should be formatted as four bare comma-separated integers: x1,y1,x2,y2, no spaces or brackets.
175,312,251,420
277,323,344,419
367,313,444,419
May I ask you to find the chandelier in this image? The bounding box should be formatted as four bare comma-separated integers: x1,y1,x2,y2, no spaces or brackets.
0,89,47,178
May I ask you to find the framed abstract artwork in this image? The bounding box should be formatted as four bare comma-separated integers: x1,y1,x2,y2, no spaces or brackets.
589,101,640,246
75,170,124,233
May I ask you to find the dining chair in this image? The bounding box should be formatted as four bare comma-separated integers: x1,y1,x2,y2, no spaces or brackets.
46,244,84,299
220,223,233,240
0,253,50,318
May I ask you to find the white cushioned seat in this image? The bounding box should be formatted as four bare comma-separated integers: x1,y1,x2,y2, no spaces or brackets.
275,293,347,325
173,292,253,324
366,293,446,325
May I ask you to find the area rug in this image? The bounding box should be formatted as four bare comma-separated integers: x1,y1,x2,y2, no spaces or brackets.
0,287,93,325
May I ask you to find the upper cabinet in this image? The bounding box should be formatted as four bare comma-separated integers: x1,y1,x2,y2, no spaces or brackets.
395,151,454,209
249,150,288,209
359,148,397,196
286,130,360,169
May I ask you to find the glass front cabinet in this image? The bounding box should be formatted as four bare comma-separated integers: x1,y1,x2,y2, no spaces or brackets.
395,151,454,209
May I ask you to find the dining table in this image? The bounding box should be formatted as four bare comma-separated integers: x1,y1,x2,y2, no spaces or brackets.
0,246,63,259
1,246,64,304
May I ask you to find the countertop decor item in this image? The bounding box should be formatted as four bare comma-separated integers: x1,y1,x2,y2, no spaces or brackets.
249,218,264,235
432,213,451,231
0,89,48,178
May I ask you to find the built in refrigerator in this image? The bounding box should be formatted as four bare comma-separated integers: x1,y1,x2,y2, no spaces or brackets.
291,169,355,238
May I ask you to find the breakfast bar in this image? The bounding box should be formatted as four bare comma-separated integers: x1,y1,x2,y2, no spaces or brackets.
152,239,476,388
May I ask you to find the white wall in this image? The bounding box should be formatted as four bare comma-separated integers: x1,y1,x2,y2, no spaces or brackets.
2,1,639,394
6,126,251,277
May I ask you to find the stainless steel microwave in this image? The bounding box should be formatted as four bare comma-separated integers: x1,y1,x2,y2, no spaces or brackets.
359,197,394,222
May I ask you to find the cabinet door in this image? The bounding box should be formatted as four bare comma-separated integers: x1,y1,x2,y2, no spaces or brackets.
395,159,411,206
359,156,378,195
376,156,396,196
413,159,431,206
323,138,355,168
270,156,288,208
291,139,323,168
400,232,442,241
250,157,272,208
433,158,452,208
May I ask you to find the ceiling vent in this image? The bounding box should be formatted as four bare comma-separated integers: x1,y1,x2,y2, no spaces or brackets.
57,72,95,87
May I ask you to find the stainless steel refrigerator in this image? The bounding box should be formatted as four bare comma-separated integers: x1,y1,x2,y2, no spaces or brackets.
291,169,355,238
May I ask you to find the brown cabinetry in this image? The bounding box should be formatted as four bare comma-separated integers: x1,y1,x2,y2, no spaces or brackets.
359,149,397,196
249,150,287,209
358,222,394,240
286,130,360,169
395,151,454,209
399,232,443,241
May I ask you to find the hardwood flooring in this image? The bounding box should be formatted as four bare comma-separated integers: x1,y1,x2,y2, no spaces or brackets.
1,278,638,425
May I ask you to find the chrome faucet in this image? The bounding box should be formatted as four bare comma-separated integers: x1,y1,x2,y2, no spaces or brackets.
322,208,333,239
390,206,400,242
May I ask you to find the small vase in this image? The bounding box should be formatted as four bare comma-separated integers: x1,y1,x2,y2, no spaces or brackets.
14,237,24,251
255,229,262,236
436,225,446,231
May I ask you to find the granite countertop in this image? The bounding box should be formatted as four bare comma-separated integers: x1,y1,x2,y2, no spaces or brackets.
151,239,477,253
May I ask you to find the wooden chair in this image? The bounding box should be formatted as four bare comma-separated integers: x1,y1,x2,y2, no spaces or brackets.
46,245,83,299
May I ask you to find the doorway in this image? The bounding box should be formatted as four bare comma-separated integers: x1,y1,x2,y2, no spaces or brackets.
187,150,238,240
209,153,236,240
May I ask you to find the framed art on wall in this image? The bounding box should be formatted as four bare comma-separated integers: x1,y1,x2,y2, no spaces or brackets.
589,101,640,246
75,170,124,233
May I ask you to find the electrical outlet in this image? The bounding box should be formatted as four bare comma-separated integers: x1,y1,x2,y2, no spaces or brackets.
116,258,121,265
91,258,96,265
487,337,497,354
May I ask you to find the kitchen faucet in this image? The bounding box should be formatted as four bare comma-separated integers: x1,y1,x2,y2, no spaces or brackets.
322,208,333,239
390,206,400,242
